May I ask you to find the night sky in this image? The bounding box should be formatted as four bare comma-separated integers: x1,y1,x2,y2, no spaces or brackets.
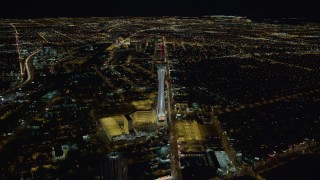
0,0,319,20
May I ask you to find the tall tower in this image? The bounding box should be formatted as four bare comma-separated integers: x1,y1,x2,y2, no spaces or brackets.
101,152,128,180
156,63,167,126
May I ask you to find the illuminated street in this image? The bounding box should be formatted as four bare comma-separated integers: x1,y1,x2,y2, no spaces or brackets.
0,16,319,179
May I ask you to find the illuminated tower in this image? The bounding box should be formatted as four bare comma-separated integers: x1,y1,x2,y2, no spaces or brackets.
156,63,167,126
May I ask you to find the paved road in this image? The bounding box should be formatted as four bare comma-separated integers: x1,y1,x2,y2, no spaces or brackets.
214,88,320,115
164,40,182,180
10,23,24,77
21,49,41,86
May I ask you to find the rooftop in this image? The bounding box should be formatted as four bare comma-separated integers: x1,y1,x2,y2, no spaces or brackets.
100,117,124,139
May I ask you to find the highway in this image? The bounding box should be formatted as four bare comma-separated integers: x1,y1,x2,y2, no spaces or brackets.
10,23,25,77
21,49,41,86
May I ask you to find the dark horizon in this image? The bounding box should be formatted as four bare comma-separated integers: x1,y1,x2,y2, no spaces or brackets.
1,0,319,21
